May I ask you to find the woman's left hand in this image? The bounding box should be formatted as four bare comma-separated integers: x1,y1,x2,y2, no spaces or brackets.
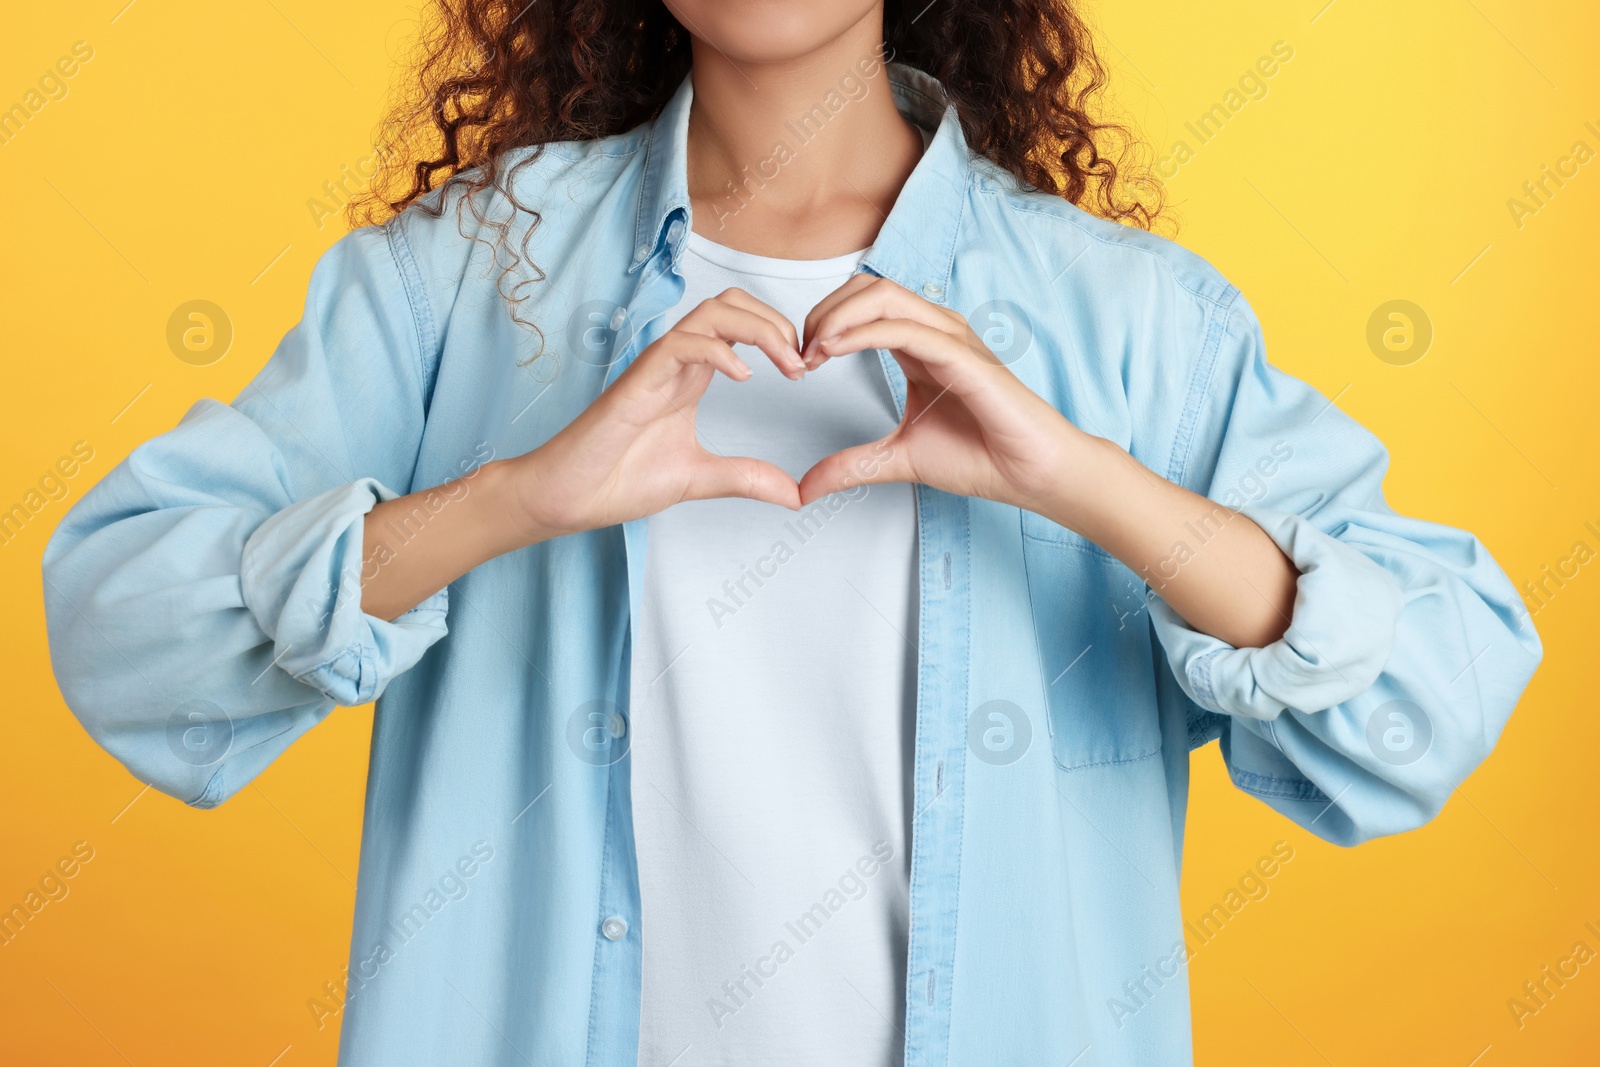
797,273,1099,517
798,273,1300,649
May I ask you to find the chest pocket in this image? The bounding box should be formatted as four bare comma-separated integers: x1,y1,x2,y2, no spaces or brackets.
1019,510,1162,771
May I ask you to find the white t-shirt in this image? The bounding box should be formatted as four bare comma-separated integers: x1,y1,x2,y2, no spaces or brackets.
628,224,921,1065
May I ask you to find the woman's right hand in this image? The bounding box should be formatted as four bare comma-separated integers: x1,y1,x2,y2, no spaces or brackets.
361,288,806,621
504,287,808,540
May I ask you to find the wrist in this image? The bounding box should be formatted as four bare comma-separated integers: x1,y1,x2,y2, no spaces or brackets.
1029,432,1148,544
475,454,568,554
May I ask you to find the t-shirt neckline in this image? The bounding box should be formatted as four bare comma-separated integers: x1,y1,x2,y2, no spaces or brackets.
685,234,868,280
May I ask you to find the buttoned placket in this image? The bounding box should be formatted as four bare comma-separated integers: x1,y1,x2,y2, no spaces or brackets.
582,208,690,1067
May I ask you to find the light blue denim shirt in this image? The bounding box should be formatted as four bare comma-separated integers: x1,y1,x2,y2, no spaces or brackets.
43,64,1541,1066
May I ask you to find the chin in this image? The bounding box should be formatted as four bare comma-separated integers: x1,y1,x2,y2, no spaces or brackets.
664,0,881,66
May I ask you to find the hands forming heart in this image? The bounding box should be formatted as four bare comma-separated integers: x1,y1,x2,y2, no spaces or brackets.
505,274,1094,541
373,270,1296,647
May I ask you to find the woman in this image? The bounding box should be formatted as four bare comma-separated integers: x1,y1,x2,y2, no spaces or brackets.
42,1,1540,1064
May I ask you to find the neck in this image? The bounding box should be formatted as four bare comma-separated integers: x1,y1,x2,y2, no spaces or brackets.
683,20,924,257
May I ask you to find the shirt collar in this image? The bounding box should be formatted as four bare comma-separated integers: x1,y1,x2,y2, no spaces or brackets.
629,61,971,304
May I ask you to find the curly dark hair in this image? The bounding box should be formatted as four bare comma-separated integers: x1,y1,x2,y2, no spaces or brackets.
350,0,1165,345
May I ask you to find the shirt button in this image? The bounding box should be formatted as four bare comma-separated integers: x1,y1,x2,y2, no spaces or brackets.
666,218,685,243
601,916,628,941
634,244,651,263
922,282,944,299
608,307,627,330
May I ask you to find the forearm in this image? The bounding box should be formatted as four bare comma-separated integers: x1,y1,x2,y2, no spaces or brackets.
1039,434,1299,649
360,458,553,621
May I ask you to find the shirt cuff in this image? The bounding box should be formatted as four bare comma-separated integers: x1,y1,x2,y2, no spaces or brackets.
239,477,449,706
1147,505,1403,721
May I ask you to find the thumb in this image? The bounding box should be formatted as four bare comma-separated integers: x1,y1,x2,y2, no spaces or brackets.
798,438,908,505
691,453,802,509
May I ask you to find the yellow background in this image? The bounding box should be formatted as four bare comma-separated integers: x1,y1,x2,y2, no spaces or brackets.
2,1,1596,1063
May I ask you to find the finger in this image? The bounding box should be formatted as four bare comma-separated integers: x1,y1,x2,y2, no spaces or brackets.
800,273,880,366
627,330,752,394
798,437,912,505
680,290,805,379
690,454,802,510
677,299,803,378
803,276,965,368
826,320,1032,436
710,287,801,355
819,319,976,381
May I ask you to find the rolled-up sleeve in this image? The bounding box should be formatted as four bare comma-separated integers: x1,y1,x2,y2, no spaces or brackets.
239,477,449,707
1150,506,1404,720
43,220,449,808
1150,289,1542,845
